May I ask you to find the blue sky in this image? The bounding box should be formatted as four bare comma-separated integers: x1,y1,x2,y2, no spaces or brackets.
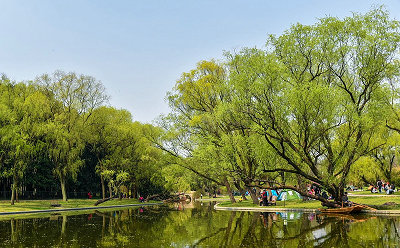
1,0,399,123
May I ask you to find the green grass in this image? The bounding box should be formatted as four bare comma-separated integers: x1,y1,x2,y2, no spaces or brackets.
197,196,232,202
0,198,160,213
0,204,159,221
347,190,400,195
218,195,400,210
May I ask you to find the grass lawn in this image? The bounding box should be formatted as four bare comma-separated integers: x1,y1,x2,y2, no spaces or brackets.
218,195,400,210
0,202,163,221
197,196,232,202
347,190,400,195
0,198,160,213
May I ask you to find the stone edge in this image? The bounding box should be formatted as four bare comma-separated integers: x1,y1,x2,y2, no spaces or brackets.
214,203,400,215
0,202,164,216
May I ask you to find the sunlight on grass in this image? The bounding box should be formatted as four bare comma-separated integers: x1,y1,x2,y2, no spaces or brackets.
0,198,157,213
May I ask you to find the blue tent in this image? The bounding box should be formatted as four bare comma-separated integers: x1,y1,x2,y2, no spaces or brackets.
264,190,278,197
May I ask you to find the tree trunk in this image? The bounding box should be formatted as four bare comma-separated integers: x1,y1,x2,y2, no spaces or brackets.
360,175,374,187
3,182,6,200
61,215,67,236
132,182,137,199
101,175,106,200
94,197,113,206
109,185,113,198
10,183,15,205
60,175,67,202
11,173,17,205
131,185,136,199
11,219,16,243
248,187,259,204
296,175,308,201
224,177,236,203
234,181,247,200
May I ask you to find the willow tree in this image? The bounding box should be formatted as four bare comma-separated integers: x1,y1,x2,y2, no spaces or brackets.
163,59,283,203
0,81,32,205
86,107,133,199
0,80,52,205
101,121,141,199
229,8,400,205
37,71,108,201
160,60,246,202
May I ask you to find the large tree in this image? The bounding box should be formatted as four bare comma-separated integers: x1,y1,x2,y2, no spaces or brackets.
228,7,400,205
86,106,133,199
37,71,108,201
0,80,52,204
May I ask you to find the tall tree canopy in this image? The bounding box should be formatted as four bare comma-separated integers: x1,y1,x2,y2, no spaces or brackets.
162,7,400,206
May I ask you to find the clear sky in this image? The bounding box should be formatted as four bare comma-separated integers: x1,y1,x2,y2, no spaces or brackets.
1,0,399,123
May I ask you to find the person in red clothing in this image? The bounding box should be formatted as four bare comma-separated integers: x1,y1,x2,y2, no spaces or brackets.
88,192,92,199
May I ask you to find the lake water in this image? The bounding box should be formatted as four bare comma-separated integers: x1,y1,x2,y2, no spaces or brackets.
0,201,399,247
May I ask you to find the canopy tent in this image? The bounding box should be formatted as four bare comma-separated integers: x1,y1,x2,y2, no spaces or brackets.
277,189,302,201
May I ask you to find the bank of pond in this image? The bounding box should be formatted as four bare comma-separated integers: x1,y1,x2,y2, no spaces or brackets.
219,195,400,211
0,201,399,247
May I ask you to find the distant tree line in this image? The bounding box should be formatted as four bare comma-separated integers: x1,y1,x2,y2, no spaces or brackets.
0,71,169,204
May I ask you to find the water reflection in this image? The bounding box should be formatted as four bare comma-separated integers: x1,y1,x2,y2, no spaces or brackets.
0,202,399,247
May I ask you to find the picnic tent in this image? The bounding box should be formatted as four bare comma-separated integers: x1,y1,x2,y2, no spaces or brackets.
277,189,302,201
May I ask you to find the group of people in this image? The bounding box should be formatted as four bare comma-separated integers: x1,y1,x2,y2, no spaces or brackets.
307,184,332,200
307,184,321,196
369,180,396,194
259,189,279,206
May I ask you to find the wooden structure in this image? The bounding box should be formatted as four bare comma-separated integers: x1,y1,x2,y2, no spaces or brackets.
318,205,363,214
318,203,376,214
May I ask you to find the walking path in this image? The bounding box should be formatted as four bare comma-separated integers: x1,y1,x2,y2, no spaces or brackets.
348,193,399,197
0,202,163,216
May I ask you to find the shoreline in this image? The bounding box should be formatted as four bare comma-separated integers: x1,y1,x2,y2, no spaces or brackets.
0,202,164,216
214,203,400,215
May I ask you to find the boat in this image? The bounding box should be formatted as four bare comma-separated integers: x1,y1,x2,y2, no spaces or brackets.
318,205,364,214
319,213,377,222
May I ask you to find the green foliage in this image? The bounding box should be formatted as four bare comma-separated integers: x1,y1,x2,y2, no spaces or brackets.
0,71,171,204
160,7,400,205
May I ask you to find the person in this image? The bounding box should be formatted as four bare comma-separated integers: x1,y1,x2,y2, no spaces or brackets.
321,191,328,200
139,196,144,202
387,184,395,195
200,193,203,200
262,190,269,206
87,192,92,199
314,185,321,196
377,180,383,193
342,192,352,207
371,187,378,193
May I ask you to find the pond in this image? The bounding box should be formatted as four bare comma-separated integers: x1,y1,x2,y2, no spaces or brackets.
0,201,399,247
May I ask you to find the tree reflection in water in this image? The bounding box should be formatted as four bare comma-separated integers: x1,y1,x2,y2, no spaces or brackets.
0,202,399,247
